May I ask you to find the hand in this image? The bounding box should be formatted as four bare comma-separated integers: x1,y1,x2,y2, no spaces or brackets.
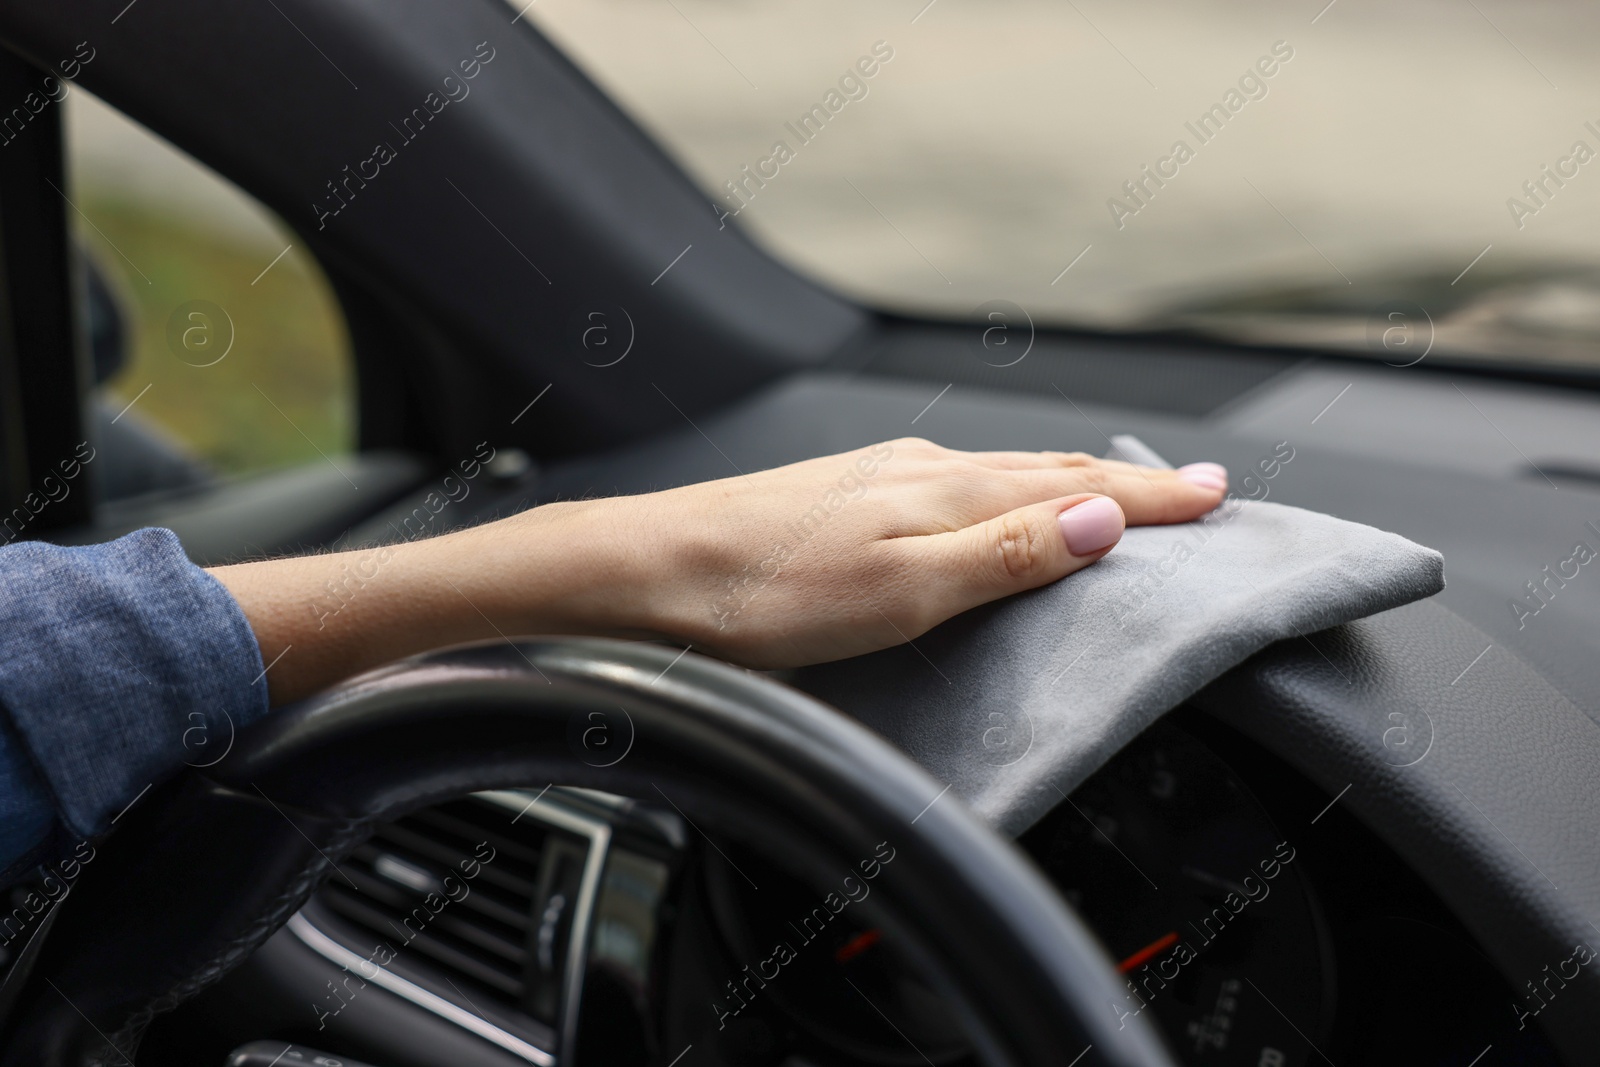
211,438,1227,703
541,437,1228,667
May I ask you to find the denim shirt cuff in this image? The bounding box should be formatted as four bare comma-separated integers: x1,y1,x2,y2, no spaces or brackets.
0,527,269,839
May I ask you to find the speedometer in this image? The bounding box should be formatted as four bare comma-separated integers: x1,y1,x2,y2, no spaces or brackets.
1023,720,1333,1065
704,845,970,1064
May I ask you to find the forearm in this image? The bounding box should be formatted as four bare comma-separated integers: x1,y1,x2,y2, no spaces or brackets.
206,440,1226,705
207,502,658,705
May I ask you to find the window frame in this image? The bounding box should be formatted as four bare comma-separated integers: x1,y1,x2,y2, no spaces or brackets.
0,47,92,538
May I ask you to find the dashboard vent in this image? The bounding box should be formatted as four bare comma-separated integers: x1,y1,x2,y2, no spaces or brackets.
316,795,550,1015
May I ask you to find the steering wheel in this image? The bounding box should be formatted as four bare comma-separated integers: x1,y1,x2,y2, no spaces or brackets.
0,638,1177,1067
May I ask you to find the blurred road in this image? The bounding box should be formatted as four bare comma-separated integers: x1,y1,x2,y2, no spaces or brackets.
527,0,1600,358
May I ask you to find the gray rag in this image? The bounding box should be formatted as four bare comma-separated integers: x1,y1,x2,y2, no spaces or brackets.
794,436,1445,836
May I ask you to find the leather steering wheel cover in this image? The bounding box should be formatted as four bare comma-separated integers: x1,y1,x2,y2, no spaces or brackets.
5,638,1175,1067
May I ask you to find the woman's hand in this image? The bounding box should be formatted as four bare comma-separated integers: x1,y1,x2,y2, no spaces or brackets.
211,438,1227,703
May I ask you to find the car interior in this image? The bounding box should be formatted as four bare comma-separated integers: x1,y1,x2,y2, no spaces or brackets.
0,1,1598,1065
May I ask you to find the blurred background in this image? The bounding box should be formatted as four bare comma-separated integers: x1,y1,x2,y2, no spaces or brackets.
64,0,1600,486
529,0,1600,363
67,88,351,483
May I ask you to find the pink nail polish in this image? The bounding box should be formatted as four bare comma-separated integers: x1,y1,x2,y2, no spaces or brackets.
1178,462,1228,491
1058,497,1124,556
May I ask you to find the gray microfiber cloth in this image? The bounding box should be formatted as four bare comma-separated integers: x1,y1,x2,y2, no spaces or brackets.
794,436,1445,837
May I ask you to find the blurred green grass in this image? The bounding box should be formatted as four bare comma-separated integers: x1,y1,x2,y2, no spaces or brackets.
77,192,353,477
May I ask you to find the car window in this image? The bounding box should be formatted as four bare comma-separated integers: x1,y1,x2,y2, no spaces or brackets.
65,86,353,496
523,0,1600,369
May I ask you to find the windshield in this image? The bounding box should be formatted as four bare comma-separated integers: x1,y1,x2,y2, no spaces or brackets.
525,0,1600,370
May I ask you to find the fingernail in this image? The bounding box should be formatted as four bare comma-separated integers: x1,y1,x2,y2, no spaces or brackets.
1058,497,1124,556
1178,462,1228,491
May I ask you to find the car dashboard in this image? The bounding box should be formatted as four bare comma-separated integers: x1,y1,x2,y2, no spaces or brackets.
119,339,1600,1065
136,709,1557,1067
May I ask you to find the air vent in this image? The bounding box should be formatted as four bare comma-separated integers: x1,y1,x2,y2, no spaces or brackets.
312,795,555,1021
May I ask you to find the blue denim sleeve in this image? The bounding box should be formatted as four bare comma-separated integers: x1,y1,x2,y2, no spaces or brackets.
0,528,269,879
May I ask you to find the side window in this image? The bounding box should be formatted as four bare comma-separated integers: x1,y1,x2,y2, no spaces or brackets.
65,86,353,500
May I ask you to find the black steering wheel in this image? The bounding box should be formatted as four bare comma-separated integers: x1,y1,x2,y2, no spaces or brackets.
0,638,1177,1067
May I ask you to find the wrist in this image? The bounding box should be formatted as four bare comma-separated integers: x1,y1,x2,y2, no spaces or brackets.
466,498,674,643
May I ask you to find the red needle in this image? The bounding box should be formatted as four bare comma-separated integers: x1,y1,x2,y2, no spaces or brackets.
835,928,882,963
1117,931,1179,973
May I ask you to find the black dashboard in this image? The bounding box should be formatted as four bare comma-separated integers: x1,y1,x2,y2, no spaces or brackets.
116,333,1600,1065
78,291,1588,1067
141,709,1559,1067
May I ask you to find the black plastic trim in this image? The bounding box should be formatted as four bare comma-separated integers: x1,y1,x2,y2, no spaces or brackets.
0,46,90,531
